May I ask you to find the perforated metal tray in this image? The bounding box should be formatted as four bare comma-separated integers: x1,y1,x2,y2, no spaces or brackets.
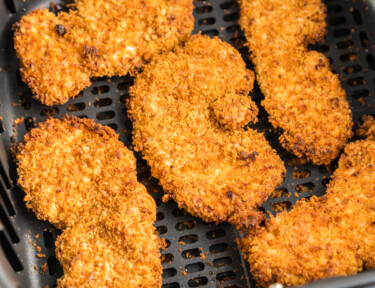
0,0,375,287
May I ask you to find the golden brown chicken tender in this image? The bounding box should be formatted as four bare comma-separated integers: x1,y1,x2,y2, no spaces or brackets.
15,116,162,287
13,0,194,105
128,34,285,231
240,0,353,165
56,189,162,288
16,116,141,228
240,136,375,287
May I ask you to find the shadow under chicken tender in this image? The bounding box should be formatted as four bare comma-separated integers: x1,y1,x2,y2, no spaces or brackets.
240,125,375,287
240,0,353,165
128,34,285,231
13,0,194,105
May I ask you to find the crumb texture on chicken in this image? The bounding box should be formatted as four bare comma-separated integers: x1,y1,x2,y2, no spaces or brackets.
15,116,162,287
56,189,162,288
240,0,353,165
13,0,194,105
240,138,375,287
128,34,285,231
356,114,375,140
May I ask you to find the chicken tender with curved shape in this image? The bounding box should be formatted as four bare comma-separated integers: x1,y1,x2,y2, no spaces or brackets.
56,190,162,288
16,115,163,287
13,9,90,106
16,116,140,229
13,0,194,105
240,136,375,287
128,35,285,231
240,0,353,165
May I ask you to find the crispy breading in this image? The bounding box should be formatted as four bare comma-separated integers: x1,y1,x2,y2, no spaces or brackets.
356,115,375,140
239,0,353,165
128,35,285,231
15,116,162,287
13,9,90,106
15,116,139,228
240,138,375,287
56,190,162,288
13,0,194,105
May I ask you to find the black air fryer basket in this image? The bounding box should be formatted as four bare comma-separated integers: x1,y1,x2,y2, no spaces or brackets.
0,0,375,287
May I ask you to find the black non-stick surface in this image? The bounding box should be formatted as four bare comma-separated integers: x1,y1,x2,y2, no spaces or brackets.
0,0,375,287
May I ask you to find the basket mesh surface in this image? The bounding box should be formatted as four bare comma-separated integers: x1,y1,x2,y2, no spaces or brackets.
0,0,375,287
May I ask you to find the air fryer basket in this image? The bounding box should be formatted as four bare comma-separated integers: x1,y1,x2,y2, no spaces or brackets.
0,0,375,287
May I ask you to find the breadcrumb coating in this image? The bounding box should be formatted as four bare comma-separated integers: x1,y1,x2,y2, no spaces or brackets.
16,116,140,228
13,0,193,105
240,0,353,165
13,9,90,106
240,138,375,287
356,115,375,140
15,116,162,287
56,191,162,288
128,35,285,231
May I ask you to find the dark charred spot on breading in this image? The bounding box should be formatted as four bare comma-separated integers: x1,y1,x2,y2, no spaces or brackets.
240,151,258,161
84,45,100,59
55,24,66,36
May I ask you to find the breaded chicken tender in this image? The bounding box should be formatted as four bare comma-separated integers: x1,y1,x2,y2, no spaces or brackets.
240,0,353,165
13,0,194,105
128,35,285,231
15,116,162,287
16,116,142,228
240,132,375,286
56,190,162,287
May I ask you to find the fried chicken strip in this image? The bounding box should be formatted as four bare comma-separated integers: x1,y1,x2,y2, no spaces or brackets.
240,0,353,165
128,34,285,231
240,127,375,287
13,0,194,105
56,188,162,287
15,116,140,228
15,116,162,287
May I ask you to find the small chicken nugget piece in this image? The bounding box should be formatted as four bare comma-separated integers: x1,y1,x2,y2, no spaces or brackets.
16,116,139,229
240,138,375,287
240,0,353,165
13,0,194,105
128,35,285,231
56,189,162,288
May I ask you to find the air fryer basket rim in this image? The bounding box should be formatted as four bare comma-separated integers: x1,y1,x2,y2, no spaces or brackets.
0,0,375,287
